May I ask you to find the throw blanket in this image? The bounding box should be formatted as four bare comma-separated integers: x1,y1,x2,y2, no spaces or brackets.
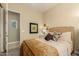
20,39,59,56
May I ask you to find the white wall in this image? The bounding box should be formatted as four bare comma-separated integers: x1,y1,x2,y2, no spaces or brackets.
44,3,79,51
8,3,43,44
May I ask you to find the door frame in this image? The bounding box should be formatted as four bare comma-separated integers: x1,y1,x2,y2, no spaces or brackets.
0,8,4,52
5,9,20,53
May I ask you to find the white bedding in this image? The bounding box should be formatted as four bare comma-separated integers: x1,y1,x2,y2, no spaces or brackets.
36,38,73,56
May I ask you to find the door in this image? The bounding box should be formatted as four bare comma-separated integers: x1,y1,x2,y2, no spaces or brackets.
8,10,20,50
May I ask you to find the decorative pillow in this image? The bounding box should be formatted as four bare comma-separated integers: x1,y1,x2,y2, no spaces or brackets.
45,33,53,41
39,29,48,39
52,32,62,41
60,32,72,43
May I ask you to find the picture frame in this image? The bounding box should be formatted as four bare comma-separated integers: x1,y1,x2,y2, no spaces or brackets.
30,23,38,33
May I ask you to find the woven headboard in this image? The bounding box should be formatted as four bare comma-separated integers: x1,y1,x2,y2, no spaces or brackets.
48,27,75,51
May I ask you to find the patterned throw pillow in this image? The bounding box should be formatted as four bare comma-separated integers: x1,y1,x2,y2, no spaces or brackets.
44,32,62,41
53,32,62,41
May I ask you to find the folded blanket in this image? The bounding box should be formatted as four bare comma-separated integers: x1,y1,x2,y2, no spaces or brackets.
20,39,59,56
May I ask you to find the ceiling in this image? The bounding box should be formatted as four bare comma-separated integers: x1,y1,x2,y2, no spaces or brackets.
25,3,58,13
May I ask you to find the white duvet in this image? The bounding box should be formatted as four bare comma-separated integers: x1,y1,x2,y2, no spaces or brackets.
36,38,73,56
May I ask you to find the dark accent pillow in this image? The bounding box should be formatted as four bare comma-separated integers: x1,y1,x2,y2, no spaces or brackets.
45,33,53,41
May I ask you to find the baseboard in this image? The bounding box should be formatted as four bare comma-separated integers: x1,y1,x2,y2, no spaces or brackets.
8,41,20,50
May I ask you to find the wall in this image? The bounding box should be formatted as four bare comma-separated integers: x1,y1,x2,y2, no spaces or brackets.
44,3,79,51
8,3,43,44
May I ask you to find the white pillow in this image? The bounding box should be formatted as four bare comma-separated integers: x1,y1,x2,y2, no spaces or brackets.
59,32,73,54
60,32,72,43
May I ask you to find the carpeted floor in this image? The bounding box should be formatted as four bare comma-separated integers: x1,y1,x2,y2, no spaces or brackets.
0,48,20,56
8,48,20,56
0,48,79,56
0,52,6,56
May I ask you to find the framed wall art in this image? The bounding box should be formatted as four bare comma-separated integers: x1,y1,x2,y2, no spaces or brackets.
30,23,38,33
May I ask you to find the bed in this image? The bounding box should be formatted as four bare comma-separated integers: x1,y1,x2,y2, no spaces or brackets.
20,27,74,56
